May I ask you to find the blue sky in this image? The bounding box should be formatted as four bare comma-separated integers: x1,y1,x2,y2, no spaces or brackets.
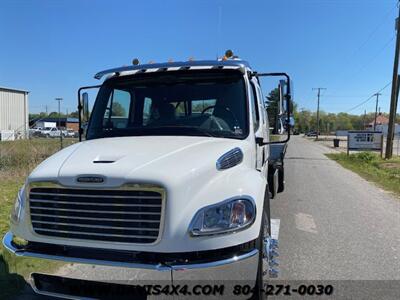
0,0,397,115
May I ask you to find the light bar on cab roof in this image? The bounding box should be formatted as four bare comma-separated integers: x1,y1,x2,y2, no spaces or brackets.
94,59,249,80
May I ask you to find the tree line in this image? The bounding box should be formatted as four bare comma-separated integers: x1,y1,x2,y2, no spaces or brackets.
293,110,394,134
266,88,399,134
29,111,79,122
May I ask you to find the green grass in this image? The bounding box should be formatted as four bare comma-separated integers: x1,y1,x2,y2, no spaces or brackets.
270,134,285,142
0,138,77,179
326,152,400,197
0,139,75,298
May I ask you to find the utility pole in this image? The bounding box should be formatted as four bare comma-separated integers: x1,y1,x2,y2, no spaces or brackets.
386,2,400,159
386,3,400,159
363,109,367,130
373,93,381,131
312,88,326,139
55,97,63,149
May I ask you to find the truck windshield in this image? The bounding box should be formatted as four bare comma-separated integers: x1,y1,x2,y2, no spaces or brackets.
87,71,248,140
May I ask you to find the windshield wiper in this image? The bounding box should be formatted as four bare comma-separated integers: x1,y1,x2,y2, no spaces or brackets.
145,125,216,137
89,125,221,138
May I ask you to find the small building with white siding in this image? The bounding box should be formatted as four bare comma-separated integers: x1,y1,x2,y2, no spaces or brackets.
0,86,29,140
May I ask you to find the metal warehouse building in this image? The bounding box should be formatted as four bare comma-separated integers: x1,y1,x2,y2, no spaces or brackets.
0,86,29,140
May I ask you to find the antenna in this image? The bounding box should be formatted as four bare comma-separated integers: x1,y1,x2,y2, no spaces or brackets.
217,5,222,59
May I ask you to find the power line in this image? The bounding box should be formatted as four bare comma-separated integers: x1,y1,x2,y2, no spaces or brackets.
316,4,397,99
345,4,396,61
322,94,389,98
325,34,394,99
346,81,392,112
350,34,395,77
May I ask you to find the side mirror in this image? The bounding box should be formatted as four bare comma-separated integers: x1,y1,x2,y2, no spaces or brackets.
289,117,295,127
79,92,90,139
78,85,101,141
254,72,292,145
81,92,89,122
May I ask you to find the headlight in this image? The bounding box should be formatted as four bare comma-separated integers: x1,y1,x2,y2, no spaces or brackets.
11,185,25,223
189,197,256,236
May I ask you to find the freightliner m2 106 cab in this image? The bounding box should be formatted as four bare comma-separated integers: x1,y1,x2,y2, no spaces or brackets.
4,55,292,299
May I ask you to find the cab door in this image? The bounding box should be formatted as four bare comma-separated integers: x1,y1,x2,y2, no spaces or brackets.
249,78,269,174
256,82,270,175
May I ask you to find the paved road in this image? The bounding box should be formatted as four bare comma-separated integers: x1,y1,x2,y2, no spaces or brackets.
272,136,400,280
15,136,400,299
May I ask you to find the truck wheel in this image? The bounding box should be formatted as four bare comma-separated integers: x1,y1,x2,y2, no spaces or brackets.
277,167,284,193
251,191,271,300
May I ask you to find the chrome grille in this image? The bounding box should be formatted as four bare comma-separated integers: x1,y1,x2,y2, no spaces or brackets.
29,187,163,244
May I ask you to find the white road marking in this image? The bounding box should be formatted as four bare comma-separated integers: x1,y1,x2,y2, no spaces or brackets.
271,218,280,240
295,213,318,234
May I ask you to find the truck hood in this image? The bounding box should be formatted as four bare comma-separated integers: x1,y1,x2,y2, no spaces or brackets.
19,135,265,252
30,136,253,187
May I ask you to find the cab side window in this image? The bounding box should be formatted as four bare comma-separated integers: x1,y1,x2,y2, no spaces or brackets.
142,97,153,125
249,82,260,131
255,85,266,125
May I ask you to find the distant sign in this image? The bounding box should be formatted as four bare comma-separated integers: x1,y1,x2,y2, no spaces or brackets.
347,131,383,154
0,130,15,141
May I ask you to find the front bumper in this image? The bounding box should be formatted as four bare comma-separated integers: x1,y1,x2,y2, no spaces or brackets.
3,232,259,299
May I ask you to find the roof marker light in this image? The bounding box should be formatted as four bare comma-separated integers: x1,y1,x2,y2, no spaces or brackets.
222,49,239,61
132,58,140,65
225,49,233,59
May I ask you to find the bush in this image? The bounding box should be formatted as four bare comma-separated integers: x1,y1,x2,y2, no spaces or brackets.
354,152,377,163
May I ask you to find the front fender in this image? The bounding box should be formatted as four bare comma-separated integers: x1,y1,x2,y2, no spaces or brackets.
163,165,268,251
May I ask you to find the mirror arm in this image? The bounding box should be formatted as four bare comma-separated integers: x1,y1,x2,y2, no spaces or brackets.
256,136,290,146
255,137,266,146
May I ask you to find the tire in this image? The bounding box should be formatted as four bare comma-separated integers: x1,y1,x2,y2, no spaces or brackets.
267,167,276,199
251,190,271,300
277,167,284,193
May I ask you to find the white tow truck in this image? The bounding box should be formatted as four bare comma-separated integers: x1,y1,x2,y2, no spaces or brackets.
4,54,292,299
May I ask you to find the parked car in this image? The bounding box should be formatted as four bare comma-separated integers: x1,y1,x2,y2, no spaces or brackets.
28,127,43,137
40,127,62,138
62,129,76,138
305,131,318,137
39,127,55,137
